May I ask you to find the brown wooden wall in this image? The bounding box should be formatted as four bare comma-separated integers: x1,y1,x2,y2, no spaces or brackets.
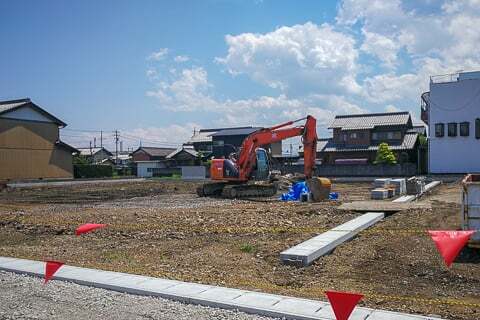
0,118,73,180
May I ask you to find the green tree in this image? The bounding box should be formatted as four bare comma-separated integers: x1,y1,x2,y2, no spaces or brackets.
418,134,427,146
73,154,89,165
374,142,397,165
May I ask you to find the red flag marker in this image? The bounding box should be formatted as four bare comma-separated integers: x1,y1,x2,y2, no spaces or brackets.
75,223,107,236
44,261,64,284
428,230,475,267
326,290,363,320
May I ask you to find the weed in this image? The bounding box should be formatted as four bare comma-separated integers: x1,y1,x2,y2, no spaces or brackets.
240,243,255,253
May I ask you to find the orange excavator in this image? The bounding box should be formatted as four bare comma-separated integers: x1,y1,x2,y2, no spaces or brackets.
197,115,320,198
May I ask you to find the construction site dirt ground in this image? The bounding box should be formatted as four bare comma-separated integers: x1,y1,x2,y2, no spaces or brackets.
0,180,479,320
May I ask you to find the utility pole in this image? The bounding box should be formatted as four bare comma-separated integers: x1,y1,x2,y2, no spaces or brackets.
114,130,119,165
100,131,103,148
94,137,96,148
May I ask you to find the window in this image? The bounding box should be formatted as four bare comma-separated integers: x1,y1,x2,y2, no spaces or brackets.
448,122,457,137
460,122,470,136
350,132,357,139
213,140,224,146
372,131,401,140
147,168,153,173
435,123,444,137
476,118,480,139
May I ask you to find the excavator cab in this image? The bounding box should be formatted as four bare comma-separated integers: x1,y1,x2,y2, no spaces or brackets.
253,148,270,180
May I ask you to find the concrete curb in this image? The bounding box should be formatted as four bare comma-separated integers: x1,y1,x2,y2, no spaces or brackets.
0,257,442,320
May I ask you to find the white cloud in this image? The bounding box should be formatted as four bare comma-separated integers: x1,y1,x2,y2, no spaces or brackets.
174,55,190,63
124,123,199,147
362,72,421,104
216,22,360,95
146,68,158,80
360,30,399,68
385,104,400,112
146,67,218,112
143,1,480,134
336,0,480,110
146,65,366,135
147,48,169,61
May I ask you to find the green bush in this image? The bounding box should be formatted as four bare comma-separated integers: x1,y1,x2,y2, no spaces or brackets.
240,243,256,253
374,142,397,165
74,165,113,179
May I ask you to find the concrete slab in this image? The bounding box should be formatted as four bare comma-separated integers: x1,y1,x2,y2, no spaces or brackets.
315,305,372,320
199,287,246,301
271,298,327,316
0,257,443,320
280,212,384,266
232,292,282,308
392,195,417,203
368,310,437,320
0,259,44,275
0,257,19,265
163,282,212,296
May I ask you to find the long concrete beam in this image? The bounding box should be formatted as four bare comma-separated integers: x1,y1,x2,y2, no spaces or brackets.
280,212,385,267
0,257,442,320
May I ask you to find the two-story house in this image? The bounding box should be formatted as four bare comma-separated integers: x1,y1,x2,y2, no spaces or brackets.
314,111,420,165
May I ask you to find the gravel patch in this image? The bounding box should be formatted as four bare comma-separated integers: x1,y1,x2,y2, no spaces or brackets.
0,271,277,320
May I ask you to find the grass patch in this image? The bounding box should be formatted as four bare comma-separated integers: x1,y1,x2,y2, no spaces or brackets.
240,243,256,253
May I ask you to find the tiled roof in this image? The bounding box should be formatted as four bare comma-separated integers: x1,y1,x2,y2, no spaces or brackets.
187,131,215,143
55,140,79,153
321,132,418,153
133,147,176,157
0,98,66,126
210,127,261,137
329,111,411,130
166,146,198,159
77,147,113,156
0,99,30,113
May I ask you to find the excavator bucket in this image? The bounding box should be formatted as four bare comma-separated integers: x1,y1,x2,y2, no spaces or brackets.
306,177,332,202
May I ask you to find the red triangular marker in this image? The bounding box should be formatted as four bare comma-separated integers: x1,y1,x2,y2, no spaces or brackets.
428,230,475,267
44,261,64,284
75,223,107,236
326,290,363,320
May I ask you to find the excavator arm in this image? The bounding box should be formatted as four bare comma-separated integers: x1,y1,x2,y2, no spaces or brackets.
236,115,317,180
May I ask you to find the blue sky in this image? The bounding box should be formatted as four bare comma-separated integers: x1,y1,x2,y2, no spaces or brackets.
1,0,480,150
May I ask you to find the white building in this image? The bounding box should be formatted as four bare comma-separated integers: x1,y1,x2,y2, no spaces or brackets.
135,160,167,178
423,71,480,173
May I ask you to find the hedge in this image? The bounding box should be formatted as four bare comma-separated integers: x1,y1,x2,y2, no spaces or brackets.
74,165,113,179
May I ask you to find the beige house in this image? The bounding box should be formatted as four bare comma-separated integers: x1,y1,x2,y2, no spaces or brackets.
0,98,78,181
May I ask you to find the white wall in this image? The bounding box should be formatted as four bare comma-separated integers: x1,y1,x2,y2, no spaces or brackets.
429,77,480,173
136,161,166,177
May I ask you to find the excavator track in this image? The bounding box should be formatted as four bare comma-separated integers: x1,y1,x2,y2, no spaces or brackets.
196,182,228,197
221,183,277,199
197,181,277,199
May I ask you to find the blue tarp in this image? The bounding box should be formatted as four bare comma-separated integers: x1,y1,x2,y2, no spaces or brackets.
280,181,309,201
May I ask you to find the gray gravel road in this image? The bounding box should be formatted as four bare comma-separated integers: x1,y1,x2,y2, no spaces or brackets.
0,271,277,320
